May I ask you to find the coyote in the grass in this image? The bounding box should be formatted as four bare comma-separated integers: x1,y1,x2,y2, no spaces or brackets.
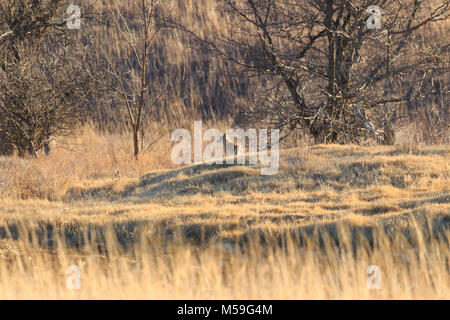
222,132,239,155
171,121,280,175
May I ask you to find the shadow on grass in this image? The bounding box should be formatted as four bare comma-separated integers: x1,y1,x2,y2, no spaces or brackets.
0,210,448,259
64,162,282,202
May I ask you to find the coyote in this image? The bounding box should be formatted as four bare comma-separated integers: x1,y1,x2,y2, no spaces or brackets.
222,132,239,155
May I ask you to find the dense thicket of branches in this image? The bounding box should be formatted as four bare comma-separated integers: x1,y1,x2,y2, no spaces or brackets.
174,0,449,144
0,0,98,156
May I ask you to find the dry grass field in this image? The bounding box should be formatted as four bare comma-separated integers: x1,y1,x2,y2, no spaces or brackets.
0,128,448,299
0,0,448,302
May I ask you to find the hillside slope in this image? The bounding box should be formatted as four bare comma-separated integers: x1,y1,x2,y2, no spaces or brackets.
1,144,448,244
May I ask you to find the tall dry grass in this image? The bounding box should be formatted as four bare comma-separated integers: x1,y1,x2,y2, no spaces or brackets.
0,217,448,299
0,126,176,200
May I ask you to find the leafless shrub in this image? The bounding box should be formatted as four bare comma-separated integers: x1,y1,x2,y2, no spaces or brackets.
0,0,97,156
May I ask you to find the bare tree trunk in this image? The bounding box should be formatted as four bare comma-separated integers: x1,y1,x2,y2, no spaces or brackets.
133,127,139,159
97,0,164,159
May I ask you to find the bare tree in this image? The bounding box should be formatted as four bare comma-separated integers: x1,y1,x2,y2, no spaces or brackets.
95,0,171,159
174,0,449,144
